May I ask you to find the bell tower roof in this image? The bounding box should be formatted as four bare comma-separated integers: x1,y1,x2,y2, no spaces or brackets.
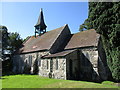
35,8,47,29
34,8,47,37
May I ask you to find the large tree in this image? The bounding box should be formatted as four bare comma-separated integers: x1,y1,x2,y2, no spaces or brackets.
1,26,23,75
0,26,23,57
88,2,120,82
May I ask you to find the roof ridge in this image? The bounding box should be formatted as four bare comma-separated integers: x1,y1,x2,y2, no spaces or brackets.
48,24,68,32
74,29,96,35
22,36,31,44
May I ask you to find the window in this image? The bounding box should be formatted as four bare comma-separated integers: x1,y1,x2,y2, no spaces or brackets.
38,60,41,66
47,60,49,69
38,56,41,66
86,53,90,60
56,58,58,70
29,55,32,66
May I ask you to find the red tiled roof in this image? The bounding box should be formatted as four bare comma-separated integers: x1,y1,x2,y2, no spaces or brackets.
19,25,67,53
65,29,100,49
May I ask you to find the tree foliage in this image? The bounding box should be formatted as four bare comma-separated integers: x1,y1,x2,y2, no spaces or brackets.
88,2,120,82
0,26,9,59
8,32,23,54
79,19,92,32
0,25,23,55
1,26,23,75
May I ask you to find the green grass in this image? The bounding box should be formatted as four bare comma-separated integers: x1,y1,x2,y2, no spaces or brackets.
1,75,119,88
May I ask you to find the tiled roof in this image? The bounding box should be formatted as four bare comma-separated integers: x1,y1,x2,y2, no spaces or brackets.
44,50,75,58
19,25,67,53
65,29,100,49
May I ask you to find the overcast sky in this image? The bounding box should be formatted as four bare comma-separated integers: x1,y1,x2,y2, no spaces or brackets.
1,2,88,39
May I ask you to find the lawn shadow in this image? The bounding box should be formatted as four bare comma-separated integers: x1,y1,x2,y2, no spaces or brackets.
0,77,8,79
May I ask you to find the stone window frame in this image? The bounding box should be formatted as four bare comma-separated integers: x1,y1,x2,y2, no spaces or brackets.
56,58,58,70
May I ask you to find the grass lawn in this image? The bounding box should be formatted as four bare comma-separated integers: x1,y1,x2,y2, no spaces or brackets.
1,75,119,88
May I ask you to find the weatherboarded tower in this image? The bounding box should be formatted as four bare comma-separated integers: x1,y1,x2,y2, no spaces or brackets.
34,8,47,37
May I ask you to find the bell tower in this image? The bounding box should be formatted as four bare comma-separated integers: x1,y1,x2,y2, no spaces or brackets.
34,8,47,37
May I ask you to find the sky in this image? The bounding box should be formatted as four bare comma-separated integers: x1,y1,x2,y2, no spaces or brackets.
1,2,88,39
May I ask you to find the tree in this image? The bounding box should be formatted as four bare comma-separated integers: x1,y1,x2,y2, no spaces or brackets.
0,26,23,55
23,36,31,42
88,2,120,82
0,25,9,60
8,32,23,54
0,26,23,75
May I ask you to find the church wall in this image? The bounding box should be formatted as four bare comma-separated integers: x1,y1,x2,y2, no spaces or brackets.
12,51,50,74
38,57,67,80
79,47,100,81
38,58,50,77
78,45,109,82
52,57,66,80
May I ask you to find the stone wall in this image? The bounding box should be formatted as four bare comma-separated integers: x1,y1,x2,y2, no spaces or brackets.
79,46,109,82
38,57,67,80
13,51,67,80
79,47,100,81
12,51,50,74
38,58,50,77
52,57,66,80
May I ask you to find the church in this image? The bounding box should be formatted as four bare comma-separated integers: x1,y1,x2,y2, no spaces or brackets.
12,9,111,82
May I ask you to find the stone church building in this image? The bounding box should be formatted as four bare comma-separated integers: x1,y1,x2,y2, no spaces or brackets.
12,9,111,82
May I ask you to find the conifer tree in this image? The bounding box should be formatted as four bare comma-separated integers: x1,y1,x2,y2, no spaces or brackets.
88,2,120,82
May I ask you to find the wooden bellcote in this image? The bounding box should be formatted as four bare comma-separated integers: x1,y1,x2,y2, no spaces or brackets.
34,8,47,37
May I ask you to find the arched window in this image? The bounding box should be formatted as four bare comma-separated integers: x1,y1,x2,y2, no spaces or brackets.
86,53,90,60
29,55,32,66
56,58,58,70
47,60,49,69
38,56,41,66
38,60,41,66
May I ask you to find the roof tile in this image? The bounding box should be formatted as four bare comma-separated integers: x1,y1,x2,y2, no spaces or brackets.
65,29,100,49
19,25,66,53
